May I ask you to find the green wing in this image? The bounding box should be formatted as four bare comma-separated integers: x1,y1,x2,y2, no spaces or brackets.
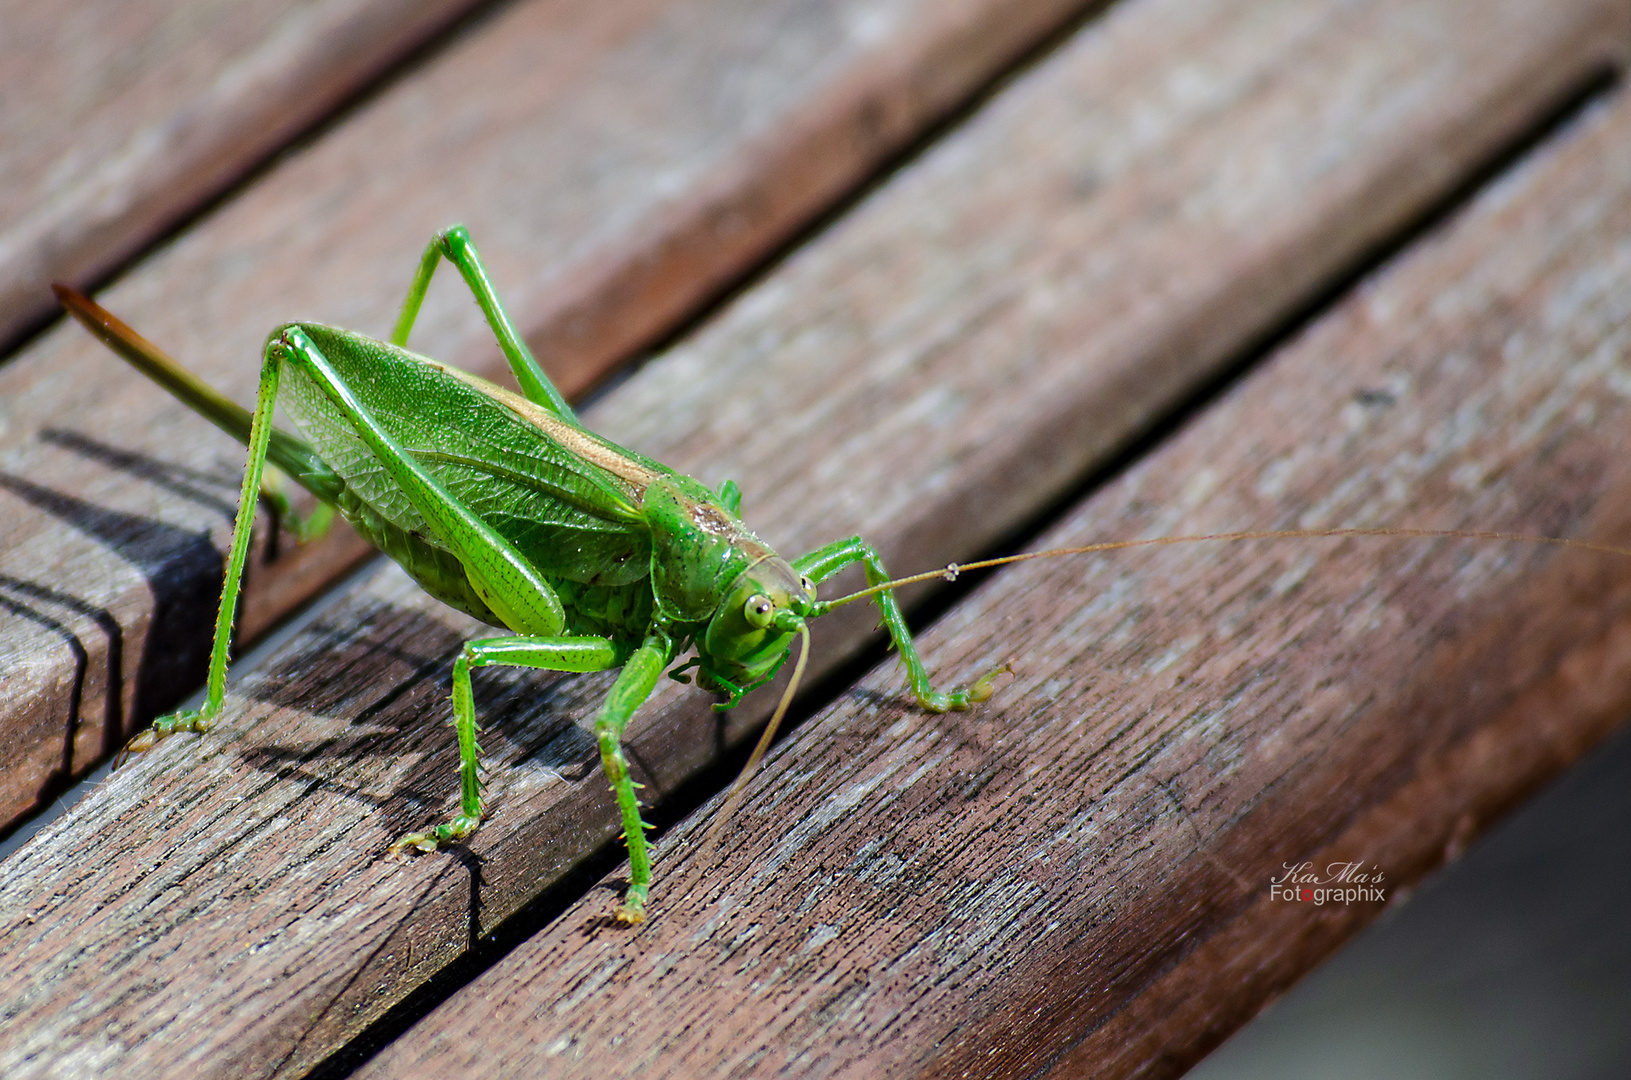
277,324,654,587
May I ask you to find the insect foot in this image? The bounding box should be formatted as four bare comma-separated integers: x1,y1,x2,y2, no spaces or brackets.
614,886,649,926
119,708,212,761
388,812,485,856
915,662,1011,713
965,661,1013,705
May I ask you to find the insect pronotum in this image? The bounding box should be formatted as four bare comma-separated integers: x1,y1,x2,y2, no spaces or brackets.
56,227,1631,925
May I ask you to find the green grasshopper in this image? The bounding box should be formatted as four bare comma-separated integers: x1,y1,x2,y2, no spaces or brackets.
59,227,1631,925
55,227,1000,924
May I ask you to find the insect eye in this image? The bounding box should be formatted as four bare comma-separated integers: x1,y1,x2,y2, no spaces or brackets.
799,575,815,597
744,594,775,629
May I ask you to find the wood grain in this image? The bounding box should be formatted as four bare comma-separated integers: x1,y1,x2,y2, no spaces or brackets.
0,0,489,351
0,0,1118,828
355,79,1631,1080
1,1,1622,1076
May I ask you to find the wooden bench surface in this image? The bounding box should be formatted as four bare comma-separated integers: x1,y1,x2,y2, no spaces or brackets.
358,68,1631,1080
0,0,1104,826
4,0,1630,1077
0,0,489,352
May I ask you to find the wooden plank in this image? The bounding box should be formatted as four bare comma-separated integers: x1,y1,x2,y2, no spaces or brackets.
352,78,1631,1080
1,2,1621,1076
0,0,489,351
0,0,1118,828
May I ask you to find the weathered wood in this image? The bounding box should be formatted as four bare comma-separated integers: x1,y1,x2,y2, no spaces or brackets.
353,80,1631,1080
1,1,1621,1076
0,0,489,351
0,0,1119,827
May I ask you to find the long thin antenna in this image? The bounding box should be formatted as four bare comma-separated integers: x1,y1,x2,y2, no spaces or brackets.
697,622,812,866
822,528,1631,609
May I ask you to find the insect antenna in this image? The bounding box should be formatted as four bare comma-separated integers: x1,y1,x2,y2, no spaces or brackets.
821,528,1631,609
696,621,812,870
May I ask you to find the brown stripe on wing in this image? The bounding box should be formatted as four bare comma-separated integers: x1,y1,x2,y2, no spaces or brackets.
429,360,660,491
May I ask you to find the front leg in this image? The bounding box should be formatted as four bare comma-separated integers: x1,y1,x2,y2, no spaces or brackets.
390,635,620,852
794,537,1003,712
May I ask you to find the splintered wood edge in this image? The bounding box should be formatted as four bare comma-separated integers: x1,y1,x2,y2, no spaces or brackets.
351,77,1631,1080
0,0,1114,827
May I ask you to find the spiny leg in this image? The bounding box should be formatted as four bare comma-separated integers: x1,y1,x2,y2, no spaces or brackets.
391,635,620,852
795,536,1002,712
594,632,673,925
391,225,577,422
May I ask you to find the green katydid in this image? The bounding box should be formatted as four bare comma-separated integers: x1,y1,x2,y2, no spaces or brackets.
55,226,1631,926
54,226,1007,925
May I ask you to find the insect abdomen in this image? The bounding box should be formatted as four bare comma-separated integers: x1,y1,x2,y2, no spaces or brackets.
336,487,508,628
554,578,656,647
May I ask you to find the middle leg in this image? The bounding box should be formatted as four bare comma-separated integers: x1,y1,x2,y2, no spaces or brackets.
391,634,621,852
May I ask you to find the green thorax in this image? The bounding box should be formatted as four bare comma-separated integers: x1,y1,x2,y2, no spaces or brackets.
643,473,772,625
642,473,815,698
